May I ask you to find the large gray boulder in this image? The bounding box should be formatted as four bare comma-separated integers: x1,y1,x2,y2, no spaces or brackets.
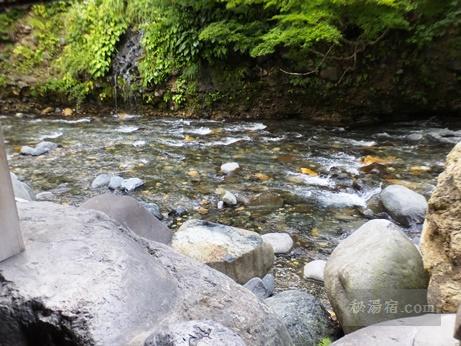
332,314,457,346
0,201,292,346
325,219,429,333
380,185,428,227
80,193,172,244
10,173,34,201
144,320,246,346
172,219,274,284
265,290,338,346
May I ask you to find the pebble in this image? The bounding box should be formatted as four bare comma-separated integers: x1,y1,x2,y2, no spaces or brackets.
221,162,240,174
222,190,237,206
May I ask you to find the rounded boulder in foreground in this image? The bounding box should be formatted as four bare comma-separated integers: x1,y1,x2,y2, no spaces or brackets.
172,219,274,284
325,219,428,333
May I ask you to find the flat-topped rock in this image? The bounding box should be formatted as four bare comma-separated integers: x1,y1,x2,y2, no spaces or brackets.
172,219,274,283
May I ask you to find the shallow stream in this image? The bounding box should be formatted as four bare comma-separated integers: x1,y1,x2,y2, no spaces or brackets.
2,113,460,302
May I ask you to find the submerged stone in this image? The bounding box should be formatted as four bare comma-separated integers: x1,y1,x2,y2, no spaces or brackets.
20,141,57,156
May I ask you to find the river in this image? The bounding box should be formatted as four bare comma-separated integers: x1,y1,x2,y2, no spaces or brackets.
2,113,460,303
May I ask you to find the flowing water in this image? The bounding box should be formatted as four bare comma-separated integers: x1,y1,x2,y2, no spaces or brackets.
2,113,460,302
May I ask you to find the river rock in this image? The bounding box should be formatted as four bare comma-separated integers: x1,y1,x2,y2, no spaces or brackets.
244,274,275,299
0,201,291,346
140,202,163,220
144,320,246,346
108,175,124,190
325,219,428,333
222,190,238,206
80,193,172,244
121,177,144,192
380,185,428,227
303,260,326,282
172,219,274,284
10,173,34,201
262,233,293,254
20,141,57,156
406,133,424,141
62,107,73,117
421,142,461,312
221,162,240,174
91,173,112,189
332,314,457,346
265,290,338,346
248,192,284,210
427,129,461,144
262,273,275,295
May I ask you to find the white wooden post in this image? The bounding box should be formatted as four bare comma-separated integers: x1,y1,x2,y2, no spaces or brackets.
0,129,24,262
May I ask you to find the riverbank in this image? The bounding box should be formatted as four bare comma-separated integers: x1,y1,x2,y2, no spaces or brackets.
1,2,459,125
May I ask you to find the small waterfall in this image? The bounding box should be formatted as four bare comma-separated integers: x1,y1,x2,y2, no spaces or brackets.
112,30,143,111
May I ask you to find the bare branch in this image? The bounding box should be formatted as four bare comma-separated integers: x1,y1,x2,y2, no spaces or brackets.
279,45,334,76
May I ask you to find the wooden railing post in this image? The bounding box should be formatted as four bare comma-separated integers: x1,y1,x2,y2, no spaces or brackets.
0,128,24,262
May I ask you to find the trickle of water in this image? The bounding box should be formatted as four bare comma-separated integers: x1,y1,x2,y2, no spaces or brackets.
112,31,143,109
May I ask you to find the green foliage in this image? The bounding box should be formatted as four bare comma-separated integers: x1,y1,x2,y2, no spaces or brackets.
0,9,23,42
60,0,128,79
10,3,65,73
410,0,461,47
318,337,332,346
0,0,458,104
137,6,201,86
0,74,7,88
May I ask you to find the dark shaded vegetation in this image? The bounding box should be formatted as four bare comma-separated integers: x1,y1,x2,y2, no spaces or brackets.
0,0,459,121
